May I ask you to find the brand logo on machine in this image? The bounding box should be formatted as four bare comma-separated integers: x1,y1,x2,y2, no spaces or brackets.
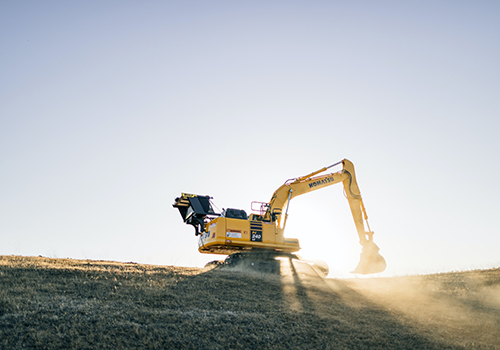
309,176,335,188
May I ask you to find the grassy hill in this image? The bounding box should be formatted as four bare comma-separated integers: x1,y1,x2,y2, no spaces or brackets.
1,255,499,349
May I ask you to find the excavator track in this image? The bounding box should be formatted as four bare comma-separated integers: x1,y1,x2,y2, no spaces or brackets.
225,251,294,274
207,251,329,277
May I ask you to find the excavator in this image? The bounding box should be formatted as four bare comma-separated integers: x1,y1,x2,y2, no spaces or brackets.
173,159,386,275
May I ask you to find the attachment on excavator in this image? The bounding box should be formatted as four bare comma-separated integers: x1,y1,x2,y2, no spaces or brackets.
351,241,387,274
173,193,220,235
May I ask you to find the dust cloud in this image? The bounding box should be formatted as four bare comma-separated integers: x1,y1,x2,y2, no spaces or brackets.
341,269,500,348
244,257,500,348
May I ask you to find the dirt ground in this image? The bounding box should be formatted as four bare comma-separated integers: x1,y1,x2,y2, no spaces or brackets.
1,255,499,349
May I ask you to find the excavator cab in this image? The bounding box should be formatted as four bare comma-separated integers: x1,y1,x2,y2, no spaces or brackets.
221,208,248,220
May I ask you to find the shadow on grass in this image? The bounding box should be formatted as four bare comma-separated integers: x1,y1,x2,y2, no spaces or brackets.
343,269,500,350
0,255,490,349
167,258,466,349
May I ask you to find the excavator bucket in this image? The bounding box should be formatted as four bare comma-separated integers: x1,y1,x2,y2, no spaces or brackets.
351,241,387,274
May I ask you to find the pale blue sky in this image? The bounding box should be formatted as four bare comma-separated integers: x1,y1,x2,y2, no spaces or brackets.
1,1,499,276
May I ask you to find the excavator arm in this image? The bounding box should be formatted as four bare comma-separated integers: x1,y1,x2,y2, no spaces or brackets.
264,159,386,274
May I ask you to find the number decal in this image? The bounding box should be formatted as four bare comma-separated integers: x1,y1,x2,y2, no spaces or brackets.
250,230,262,242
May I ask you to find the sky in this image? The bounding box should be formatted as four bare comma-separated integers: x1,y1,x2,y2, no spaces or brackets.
1,1,499,277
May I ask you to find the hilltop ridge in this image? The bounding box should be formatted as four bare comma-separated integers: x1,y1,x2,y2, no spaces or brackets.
1,255,499,349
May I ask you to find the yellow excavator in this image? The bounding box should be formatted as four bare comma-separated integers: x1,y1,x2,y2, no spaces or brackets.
173,159,386,275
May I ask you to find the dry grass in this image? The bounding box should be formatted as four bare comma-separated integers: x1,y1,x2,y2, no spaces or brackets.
0,255,499,349
343,269,500,349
